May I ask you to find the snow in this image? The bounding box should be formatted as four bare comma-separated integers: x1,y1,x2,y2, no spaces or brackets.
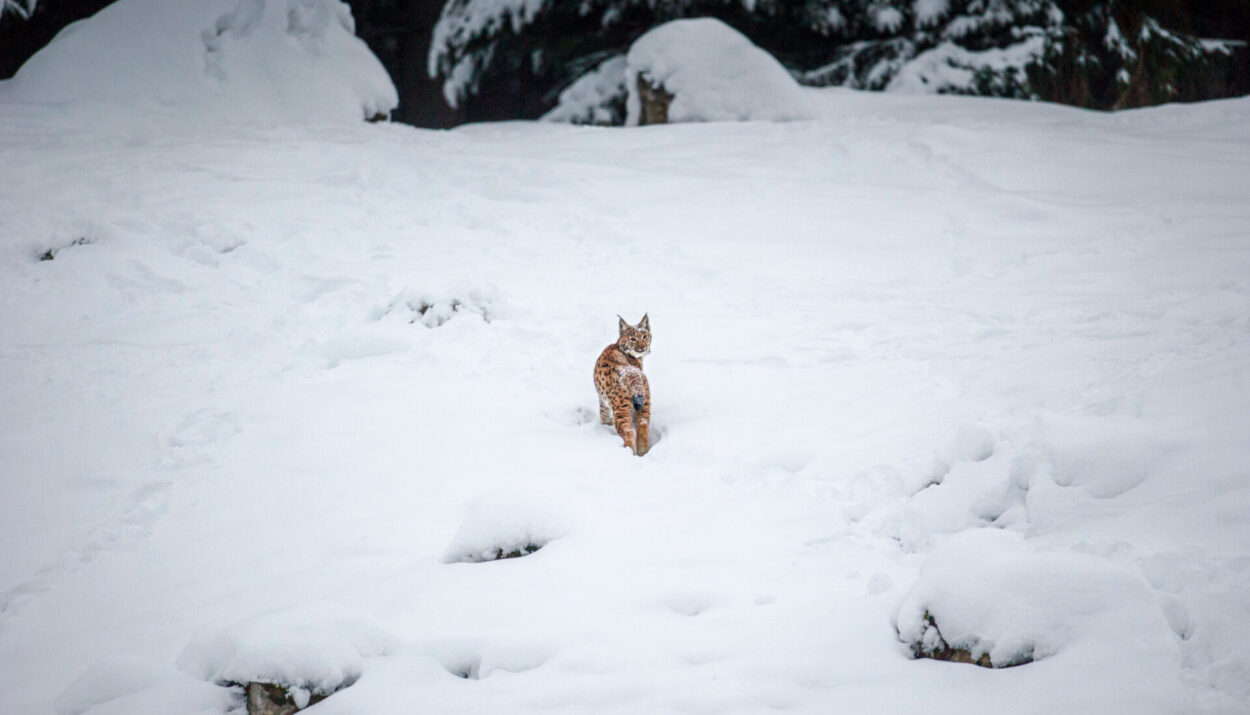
3,11,1250,712
887,36,1046,94
873,5,906,33
429,0,547,106
0,0,396,125
54,657,234,715
914,0,950,27
624,18,813,125
541,55,627,125
177,603,393,694
1105,16,1138,61
896,530,1182,705
440,489,571,563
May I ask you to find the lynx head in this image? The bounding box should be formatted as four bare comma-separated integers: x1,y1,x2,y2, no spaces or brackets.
617,313,651,359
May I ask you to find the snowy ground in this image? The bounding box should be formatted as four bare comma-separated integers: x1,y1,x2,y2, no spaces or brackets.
2,87,1250,713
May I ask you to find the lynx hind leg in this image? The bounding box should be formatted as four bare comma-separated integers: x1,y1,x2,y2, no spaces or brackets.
598,395,612,425
610,395,637,453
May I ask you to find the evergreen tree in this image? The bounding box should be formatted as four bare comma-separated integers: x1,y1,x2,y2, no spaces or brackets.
1030,1,1236,109
428,0,1239,122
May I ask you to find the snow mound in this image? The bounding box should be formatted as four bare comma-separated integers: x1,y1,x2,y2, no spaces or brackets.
442,490,570,564
55,656,232,715
897,530,1179,673
2,0,396,125
624,18,813,126
176,602,393,696
899,446,1029,550
383,284,502,328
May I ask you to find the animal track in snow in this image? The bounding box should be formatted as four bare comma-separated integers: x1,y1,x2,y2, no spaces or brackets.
159,409,240,469
663,592,719,617
432,640,552,680
0,481,171,620
2,407,238,620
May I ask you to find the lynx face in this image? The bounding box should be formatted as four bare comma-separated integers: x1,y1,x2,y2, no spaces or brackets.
618,314,651,359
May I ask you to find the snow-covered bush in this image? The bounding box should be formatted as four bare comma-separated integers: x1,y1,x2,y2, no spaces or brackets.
2,0,397,124
624,18,813,125
177,602,393,698
442,490,570,564
897,530,1179,673
382,284,502,328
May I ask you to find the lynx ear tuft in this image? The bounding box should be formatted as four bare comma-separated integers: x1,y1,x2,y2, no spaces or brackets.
639,313,650,331
618,315,629,334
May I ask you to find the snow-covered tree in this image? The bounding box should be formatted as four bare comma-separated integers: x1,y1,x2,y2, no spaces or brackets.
1029,1,1233,109
799,0,1065,98
428,0,842,122
428,0,1239,122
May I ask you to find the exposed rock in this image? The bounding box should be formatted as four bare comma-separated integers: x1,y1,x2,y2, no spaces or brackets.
494,542,543,560
908,612,1033,669
243,682,328,715
635,73,673,125
37,236,89,262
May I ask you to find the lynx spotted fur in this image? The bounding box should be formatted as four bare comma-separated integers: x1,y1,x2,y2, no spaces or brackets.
594,314,652,456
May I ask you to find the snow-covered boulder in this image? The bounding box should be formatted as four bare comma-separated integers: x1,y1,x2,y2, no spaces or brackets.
624,18,813,126
896,530,1179,683
442,490,570,564
1,0,397,125
176,602,393,703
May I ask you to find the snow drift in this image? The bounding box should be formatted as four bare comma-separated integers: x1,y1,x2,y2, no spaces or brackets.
0,0,397,124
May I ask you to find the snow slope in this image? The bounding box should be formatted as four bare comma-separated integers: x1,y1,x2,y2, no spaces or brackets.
2,78,1250,713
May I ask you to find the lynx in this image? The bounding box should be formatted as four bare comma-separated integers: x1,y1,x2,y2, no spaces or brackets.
594,314,652,456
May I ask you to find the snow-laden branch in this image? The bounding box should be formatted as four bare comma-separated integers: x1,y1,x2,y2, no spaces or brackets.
3,0,38,20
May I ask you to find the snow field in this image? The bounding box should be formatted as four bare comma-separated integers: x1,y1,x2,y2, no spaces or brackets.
1,81,1250,713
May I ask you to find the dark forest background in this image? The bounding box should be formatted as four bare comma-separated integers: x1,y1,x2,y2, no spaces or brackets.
1,0,1246,128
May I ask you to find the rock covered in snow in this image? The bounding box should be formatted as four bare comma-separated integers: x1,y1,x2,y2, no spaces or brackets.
624,18,813,126
1,0,397,125
176,602,393,698
442,490,569,564
896,530,1180,679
